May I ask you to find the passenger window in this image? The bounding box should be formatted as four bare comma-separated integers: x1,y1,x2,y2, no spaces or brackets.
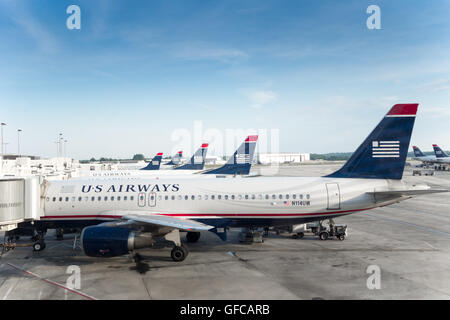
245,195,249,200
185,195,188,200
286,194,289,199
78,197,82,201
72,197,75,202
191,195,195,200
52,197,56,202
117,196,121,201
258,194,262,200
59,197,62,202
205,195,209,200
65,197,69,202
104,196,108,201
231,195,235,200
279,194,283,199
130,196,134,201
293,194,296,199
306,194,310,199
124,196,128,201
91,196,95,201
211,195,215,200
84,197,88,201
272,194,276,199
165,195,168,200
198,195,202,200
172,195,175,200
111,196,114,201
300,194,303,200
238,194,242,200
251,194,255,200
265,194,269,200
178,195,182,200
98,196,101,201
218,195,222,200
224,195,228,200
158,195,162,201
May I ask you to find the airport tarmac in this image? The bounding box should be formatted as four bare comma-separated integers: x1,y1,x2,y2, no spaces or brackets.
0,163,449,300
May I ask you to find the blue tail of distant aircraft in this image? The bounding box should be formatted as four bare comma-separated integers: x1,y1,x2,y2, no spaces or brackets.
412,146,425,157
140,152,163,170
203,135,258,175
174,144,208,170
166,151,183,165
432,144,449,158
327,104,418,180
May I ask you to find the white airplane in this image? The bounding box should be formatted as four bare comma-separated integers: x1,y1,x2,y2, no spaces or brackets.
411,146,436,163
432,144,450,164
84,144,209,178
81,136,258,179
32,104,446,262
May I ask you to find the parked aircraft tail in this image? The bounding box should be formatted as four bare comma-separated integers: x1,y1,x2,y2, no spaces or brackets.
166,151,183,165
327,103,418,179
140,153,163,170
203,135,258,175
432,144,449,158
174,144,208,170
412,146,425,157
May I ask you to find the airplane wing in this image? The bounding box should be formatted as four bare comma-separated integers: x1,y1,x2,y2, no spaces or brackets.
100,211,214,232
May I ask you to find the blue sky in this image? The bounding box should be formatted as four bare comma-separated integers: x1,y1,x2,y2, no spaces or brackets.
1,0,450,159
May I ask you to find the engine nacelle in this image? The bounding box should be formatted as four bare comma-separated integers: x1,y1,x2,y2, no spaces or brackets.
81,226,154,257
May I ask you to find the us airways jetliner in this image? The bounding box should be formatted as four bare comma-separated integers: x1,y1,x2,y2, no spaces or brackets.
432,144,450,164
412,146,436,163
140,152,164,170
85,136,257,178
35,104,446,262
163,151,183,166
86,144,208,178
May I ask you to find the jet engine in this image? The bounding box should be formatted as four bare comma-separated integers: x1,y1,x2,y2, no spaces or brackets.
81,226,154,257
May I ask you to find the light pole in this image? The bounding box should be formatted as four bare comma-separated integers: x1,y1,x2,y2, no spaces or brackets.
59,133,63,157
1,123,6,156
17,129,22,157
64,139,67,158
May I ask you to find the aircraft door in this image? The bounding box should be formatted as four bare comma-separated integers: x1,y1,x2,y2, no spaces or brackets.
326,183,340,210
138,192,146,207
148,192,156,207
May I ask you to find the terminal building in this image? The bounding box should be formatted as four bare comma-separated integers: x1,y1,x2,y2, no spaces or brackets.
257,153,310,164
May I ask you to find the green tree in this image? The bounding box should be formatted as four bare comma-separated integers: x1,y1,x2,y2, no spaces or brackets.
132,154,145,161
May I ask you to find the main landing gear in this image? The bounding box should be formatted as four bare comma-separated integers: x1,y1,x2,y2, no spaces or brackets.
165,229,190,262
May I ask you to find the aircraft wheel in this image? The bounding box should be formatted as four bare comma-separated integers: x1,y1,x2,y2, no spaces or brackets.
319,232,329,241
186,232,201,243
171,245,188,262
33,241,46,252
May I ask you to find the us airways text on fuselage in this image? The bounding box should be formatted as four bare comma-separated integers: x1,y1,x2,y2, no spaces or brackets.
81,184,180,193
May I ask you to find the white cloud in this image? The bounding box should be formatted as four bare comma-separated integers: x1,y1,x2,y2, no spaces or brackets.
171,42,248,63
247,90,277,108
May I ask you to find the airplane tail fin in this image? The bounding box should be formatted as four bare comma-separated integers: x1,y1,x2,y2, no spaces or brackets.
203,135,258,175
432,144,449,158
412,146,425,157
140,153,163,170
327,104,418,180
174,144,208,170
166,151,183,165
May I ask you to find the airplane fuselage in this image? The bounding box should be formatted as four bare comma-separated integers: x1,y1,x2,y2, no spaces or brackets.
41,176,408,229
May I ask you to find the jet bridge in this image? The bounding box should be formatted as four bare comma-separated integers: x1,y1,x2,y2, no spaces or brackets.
0,177,42,231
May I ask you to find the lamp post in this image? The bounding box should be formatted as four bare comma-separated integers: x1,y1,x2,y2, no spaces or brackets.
59,133,63,157
64,139,67,158
17,129,22,157
1,123,6,156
